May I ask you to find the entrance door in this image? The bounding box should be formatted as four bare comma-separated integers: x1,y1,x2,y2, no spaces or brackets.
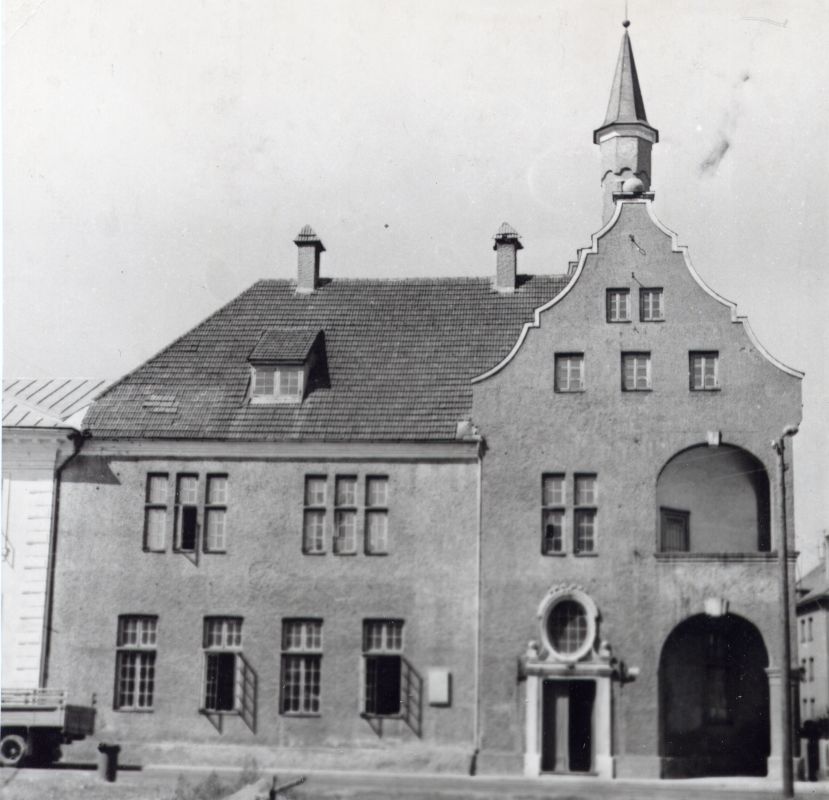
541,680,595,773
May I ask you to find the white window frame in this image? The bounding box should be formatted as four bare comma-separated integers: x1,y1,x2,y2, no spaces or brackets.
640,288,664,321
363,619,404,717
606,289,631,322
174,474,200,552
250,365,305,404
555,353,585,393
115,615,158,711
574,474,597,554
202,617,243,713
281,619,323,716
541,474,565,555
690,351,720,391
365,476,389,555
333,476,358,555
303,475,327,554
144,474,168,552
204,475,228,552
622,352,651,391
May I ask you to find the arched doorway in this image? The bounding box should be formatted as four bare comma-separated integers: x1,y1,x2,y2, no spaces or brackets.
656,444,770,552
659,614,770,777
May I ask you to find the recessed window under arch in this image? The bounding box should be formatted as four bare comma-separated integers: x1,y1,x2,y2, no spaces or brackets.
656,444,770,553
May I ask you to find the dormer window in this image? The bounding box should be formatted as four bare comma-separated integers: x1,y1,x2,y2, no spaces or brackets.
252,366,304,403
247,328,328,406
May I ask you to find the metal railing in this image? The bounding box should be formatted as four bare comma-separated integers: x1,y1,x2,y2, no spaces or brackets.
1,688,67,707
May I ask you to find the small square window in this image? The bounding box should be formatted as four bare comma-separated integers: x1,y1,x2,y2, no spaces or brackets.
366,477,388,508
335,476,358,507
251,366,304,404
606,289,631,322
365,511,388,554
622,352,651,391
555,354,585,392
574,510,596,554
640,288,664,321
542,509,565,554
690,352,719,391
333,510,357,554
542,474,565,507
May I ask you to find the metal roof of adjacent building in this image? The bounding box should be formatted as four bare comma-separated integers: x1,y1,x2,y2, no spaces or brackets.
3,378,108,430
85,276,569,441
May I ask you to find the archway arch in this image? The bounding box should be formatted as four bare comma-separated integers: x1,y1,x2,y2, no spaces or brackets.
658,613,770,777
656,444,770,552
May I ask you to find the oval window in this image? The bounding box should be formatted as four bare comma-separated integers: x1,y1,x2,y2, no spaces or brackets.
547,599,589,656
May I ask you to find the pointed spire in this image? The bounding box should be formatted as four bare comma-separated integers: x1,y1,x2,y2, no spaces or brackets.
593,22,659,223
602,26,648,127
594,22,658,142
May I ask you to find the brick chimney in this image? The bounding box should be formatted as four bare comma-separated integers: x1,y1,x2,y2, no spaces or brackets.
493,222,523,293
294,225,325,293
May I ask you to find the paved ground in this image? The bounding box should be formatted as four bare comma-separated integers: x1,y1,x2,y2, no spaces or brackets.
4,764,829,800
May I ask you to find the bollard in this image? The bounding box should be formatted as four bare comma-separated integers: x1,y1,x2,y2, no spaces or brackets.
97,742,120,782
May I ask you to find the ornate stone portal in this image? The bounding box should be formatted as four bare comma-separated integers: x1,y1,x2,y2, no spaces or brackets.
521,586,614,778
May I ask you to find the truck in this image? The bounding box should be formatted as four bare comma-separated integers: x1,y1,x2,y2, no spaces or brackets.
1,688,96,767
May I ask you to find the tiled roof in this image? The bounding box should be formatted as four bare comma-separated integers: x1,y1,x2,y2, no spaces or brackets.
248,328,321,363
86,276,568,441
3,378,108,430
798,561,829,608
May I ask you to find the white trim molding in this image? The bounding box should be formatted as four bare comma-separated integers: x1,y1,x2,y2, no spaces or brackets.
472,199,804,384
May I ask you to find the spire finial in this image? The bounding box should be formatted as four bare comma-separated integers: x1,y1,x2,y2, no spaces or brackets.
622,19,631,28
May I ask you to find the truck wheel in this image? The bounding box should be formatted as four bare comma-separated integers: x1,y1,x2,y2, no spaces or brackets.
0,734,27,767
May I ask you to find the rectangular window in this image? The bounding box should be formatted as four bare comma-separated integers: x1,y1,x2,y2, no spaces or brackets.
174,475,199,551
660,507,690,552
204,475,228,552
333,476,357,555
115,616,157,711
690,351,719,391
365,476,389,555
203,617,242,713
639,288,664,321
281,619,322,715
809,657,815,682
574,475,597,554
303,476,327,554
809,617,814,642
606,289,631,322
144,474,168,551
800,619,806,644
541,474,565,554
555,354,585,392
622,352,651,391
251,366,304,403
363,620,403,716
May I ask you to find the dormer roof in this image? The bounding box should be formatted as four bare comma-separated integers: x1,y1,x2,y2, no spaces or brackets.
249,328,322,364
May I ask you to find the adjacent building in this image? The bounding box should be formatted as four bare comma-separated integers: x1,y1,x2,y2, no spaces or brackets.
797,555,829,724
2,378,105,689
44,25,803,779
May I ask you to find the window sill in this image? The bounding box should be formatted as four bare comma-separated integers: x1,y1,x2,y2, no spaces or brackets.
622,388,653,393
302,551,327,556
365,552,389,557
690,388,721,393
542,551,567,557
281,712,322,718
142,549,166,554
574,551,598,557
640,318,665,323
114,708,154,713
333,551,358,557
554,389,586,394
204,550,227,555
199,708,240,716
607,319,632,324
655,551,777,562
361,712,404,720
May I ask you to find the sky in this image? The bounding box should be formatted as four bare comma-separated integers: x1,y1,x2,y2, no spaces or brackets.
4,0,828,569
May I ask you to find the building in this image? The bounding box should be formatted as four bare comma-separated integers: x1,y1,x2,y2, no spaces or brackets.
797,555,829,724
2,378,106,689
44,24,803,779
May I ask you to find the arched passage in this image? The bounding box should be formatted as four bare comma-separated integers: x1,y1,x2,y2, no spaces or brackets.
659,613,770,777
656,444,770,552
